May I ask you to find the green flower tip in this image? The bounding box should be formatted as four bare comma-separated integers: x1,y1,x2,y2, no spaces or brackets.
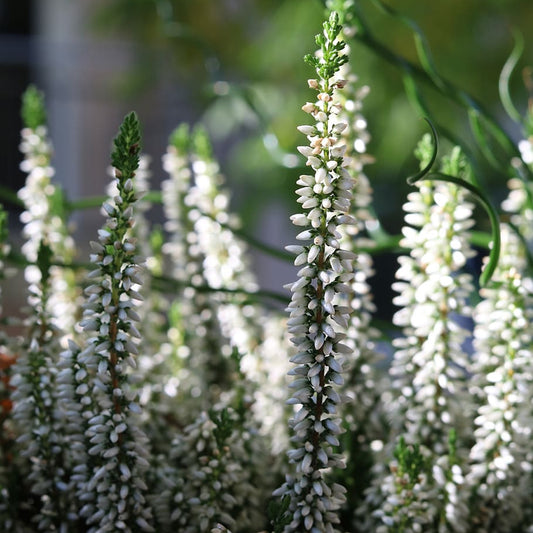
111,111,142,178
149,225,164,254
191,125,213,161
326,0,355,26
441,145,471,181
394,436,426,481
414,132,435,170
448,428,457,457
21,84,47,130
169,123,190,153
210,407,233,449
304,10,347,82
325,10,342,38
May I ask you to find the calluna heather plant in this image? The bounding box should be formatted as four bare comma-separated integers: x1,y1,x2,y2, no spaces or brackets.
2,1,533,532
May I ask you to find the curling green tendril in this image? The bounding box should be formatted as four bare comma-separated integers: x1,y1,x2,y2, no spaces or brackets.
407,120,501,287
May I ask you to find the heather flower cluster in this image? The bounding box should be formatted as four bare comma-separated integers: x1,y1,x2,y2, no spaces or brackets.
4,4,533,533
390,141,475,452
159,124,264,412
363,140,476,532
273,11,357,532
10,241,70,531
17,86,78,339
465,153,533,529
72,113,153,532
155,407,270,532
467,224,533,531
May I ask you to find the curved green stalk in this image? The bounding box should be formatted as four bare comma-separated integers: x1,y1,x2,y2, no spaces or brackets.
403,73,484,187
406,118,439,185
428,171,500,287
407,120,500,286
498,30,524,124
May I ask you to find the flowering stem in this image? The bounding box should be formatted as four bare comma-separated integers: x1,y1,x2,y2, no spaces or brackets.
274,10,356,531
77,111,154,531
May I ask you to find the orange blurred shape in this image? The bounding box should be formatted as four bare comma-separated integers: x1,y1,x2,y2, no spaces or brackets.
0,352,16,371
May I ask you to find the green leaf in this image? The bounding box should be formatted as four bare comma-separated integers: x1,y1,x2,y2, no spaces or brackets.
209,408,233,449
149,225,164,256
268,494,292,533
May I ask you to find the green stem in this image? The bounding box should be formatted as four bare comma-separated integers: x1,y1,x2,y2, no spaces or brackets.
498,30,524,125
0,185,23,208
151,273,288,304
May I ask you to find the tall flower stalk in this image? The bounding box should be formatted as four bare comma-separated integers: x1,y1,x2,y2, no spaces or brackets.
68,112,153,532
9,86,77,530
390,140,475,452
369,140,475,532
273,11,356,532
329,3,387,518
10,242,70,531
161,125,263,414
161,125,235,408
466,230,533,531
17,85,78,341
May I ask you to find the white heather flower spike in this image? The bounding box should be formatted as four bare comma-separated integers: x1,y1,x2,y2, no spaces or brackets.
327,15,391,524
70,113,154,532
164,407,269,532
466,223,533,530
187,126,261,358
161,124,227,409
10,241,71,531
161,124,265,415
390,141,475,451
273,11,355,532
159,125,209,411
18,97,79,342
369,141,475,532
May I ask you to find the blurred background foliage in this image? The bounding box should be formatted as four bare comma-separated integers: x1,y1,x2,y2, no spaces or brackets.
89,0,533,233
